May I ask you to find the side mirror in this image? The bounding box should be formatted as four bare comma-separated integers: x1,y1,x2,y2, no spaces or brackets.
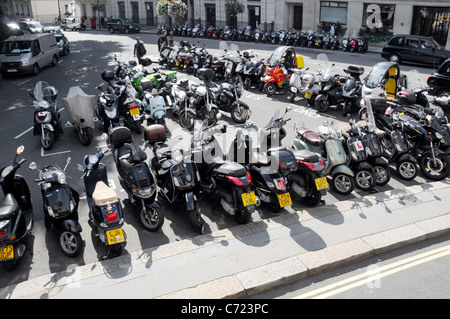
101,133,109,140
77,164,84,172
16,145,24,155
67,157,71,164
29,162,37,170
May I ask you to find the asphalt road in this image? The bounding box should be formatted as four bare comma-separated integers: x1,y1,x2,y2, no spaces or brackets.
0,29,442,289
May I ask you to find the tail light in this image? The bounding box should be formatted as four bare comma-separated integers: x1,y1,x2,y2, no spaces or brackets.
226,175,243,186
0,230,7,237
130,104,138,109
246,172,252,183
105,211,118,222
299,159,325,171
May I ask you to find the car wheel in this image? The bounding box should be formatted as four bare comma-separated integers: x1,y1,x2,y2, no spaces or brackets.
32,63,40,76
52,55,59,66
389,54,400,63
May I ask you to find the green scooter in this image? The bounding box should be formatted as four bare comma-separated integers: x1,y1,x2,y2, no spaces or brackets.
292,121,355,195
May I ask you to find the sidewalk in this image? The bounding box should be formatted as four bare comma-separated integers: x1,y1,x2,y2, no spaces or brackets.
2,179,450,299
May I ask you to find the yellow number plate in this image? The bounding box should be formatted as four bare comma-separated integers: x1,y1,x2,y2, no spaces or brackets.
241,191,257,207
130,107,140,116
315,177,328,190
277,193,292,208
176,61,180,66
106,228,125,245
305,92,312,99
0,245,14,261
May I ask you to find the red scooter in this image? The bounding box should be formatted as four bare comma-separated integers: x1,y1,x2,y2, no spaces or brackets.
262,62,291,96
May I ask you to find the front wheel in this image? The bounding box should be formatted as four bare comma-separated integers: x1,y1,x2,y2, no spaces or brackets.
331,173,355,195
179,110,195,130
188,210,205,234
264,82,277,96
58,230,83,257
419,153,450,181
41,128,55,150
230,103,248,124
139,205,164,231
78,127,93,146
315,98,330,112
354,169,376,191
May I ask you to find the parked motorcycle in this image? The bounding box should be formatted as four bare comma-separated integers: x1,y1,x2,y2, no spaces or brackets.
0,146,33,270
96,80,121,133
109,126,164,231
314,60,345,113
29,157,83,257
78,143,126,259
145,124,204,233
341,65,365,116
192,120,259,224
62,86,95,146
29,81,63,150
292,121,355,195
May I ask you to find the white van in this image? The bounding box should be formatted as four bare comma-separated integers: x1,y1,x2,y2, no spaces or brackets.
61,18,86,31
0,33,59,76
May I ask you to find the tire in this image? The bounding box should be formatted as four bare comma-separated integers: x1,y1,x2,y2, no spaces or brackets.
188,210,205,234
264,82,277,96
58,230,83,257
179,110,195,130
331,173,355,195
52,55,59,66
3,259,19,271
230,103,248,124
396,160,418,181
389,54,400,63
41,128,55,150
354,169,376,191
419,153,450,181
78,127,93,146
235,209,251,224
32,63,40,76
204,108,219,127
303,188,322,206
138,205,164,231
358,107,368,120
315,98,329,112
373,165,391,186
289,92,296,103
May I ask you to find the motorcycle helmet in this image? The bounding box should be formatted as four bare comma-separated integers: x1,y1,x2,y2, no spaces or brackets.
101,70,115,81
129,60,137,67
243,51,250,58
398,90,416,105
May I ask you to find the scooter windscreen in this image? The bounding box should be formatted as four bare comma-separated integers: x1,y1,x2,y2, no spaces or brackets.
170,162,197,189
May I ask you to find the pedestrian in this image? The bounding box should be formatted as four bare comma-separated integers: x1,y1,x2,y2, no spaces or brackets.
330,23,336,36
157,29,168,52
134,37,147,65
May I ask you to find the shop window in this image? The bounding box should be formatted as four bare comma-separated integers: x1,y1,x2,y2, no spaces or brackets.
320,1,348,24
412,6,450,47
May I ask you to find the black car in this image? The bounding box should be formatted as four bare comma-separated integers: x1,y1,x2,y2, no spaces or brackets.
106,18,140,33
381,34,450,67
427,58,450,97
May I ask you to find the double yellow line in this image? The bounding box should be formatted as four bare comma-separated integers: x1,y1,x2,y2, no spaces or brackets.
293,244,450,299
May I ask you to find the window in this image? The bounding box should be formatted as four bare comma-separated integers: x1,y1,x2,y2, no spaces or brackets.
362,3,395,29
320,1,348,24
389,36,404,46
406,38,420,49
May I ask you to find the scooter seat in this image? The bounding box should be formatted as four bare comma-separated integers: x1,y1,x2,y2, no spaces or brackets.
0,194,19,220
297,130,325,147
293,149,320,163
92,181,118,206
213,162,247,177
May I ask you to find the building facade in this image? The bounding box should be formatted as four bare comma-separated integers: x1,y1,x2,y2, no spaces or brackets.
2,0,449,49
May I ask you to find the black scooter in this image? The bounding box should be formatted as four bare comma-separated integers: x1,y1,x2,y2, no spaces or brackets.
0,146,33,270
29,157,83,257
192,120,259,224
146,124,204,233
78,143,126,259
109,126,164,232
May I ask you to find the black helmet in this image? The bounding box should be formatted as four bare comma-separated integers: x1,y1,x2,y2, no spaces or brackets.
243,51,250,58
398,90,416,106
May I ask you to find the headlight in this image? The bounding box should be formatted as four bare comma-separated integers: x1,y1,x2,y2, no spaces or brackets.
57,172,66,184
132,187,153,198
105,107,117,119
172,149,183,164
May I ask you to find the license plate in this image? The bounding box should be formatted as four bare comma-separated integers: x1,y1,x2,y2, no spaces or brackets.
0,245,14,260
315,42,319,45
7,69,17,73
241,191,257,207
106,228,125,245
315,177,328,190
130,107,140,116
277,193,292,208
305,92,312,99
176,62,180,66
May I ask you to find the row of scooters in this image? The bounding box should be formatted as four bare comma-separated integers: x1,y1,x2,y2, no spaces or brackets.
157,23,368,53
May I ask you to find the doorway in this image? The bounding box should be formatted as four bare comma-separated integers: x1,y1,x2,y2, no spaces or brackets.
248,5,261,29
293,5,303,30
205,4,216,27
145,2,154,26
131,2,139,24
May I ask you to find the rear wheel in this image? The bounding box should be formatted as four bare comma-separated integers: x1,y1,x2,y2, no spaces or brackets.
373,165,391,186
78,127,93,146
188,210,205,234
396,160,418,181
354,169,376,191
303,188,322,206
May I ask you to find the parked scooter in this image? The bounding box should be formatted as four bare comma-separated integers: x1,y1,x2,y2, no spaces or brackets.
314,60,345,113
145,124,204,233
0,146,33,270
62,86,96,146
78,142,126,259
289,67,309,103
29,81,63,150
96,81,121,133
341,65,365,116
29,157,83,257
109,126,164,231
292,121,355,195
191,120,259,224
